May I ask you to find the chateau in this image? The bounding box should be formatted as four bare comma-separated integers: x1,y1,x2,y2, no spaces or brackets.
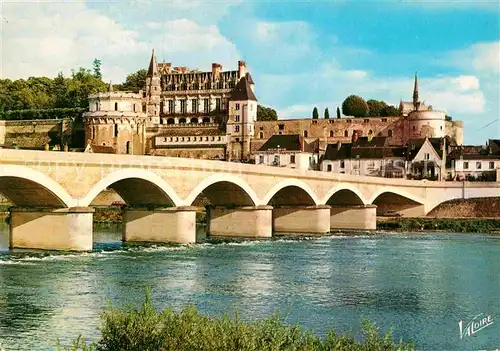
82,51,463,161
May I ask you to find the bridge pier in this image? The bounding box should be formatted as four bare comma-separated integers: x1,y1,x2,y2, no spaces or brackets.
273,205,331,235
330,205,377,230
122,206,197,244
207,205,273,238
10,207,94,251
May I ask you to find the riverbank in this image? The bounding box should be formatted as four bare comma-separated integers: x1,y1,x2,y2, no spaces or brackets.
57,291,415,351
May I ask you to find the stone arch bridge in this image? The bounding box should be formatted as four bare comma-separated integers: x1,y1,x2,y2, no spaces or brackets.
1,149,498,251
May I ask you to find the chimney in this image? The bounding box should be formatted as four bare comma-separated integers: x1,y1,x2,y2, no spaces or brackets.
238,60,247,79
337,141,342,150
212,63,222,78
351,130,359,143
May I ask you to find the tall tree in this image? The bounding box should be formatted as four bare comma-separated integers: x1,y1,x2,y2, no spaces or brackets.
336,107,341,118
92,59,102,79
380,105,399,116
324,108,330,119
120,69,148,92
257,105,278,121
312,107,319,119
342,95,369,117
367,99,388,117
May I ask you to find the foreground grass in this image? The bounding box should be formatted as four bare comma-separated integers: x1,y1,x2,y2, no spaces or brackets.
378,218,500,233
58,291,414,351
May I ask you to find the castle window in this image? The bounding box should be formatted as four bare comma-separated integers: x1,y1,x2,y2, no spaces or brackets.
340,160,345,169
312,120,317,124
95,102,98,111
344,130,348,137
278,131,282,135
180,100,186,114
368,130,373,135
290,155,296,164
168,100,174,114
279,124,284,130
114,102,118,111
346,119,351,123
212,136,215,141
413,126,416,131
216,98,221,111
489,161,494,169
92,126,96,139
205,136,209,141
191,118,198,124
133,104,136,112
440,126,443,131
327,164,332,172
204,99,209,113
259,132,263,139
304,130,308,137
179,118,186,124
364,119,369,123
235,103,240,110
329,130,334,138
381,118,388,122
236,138,240,142
126,141,130,154
203,117,210,123
259,155,264,164
464,162,469,169
114,124,118,137
218,136,221,141
235,125,240,132
192,99,198,113
235,115,240,122
388,129,393,137
167,118,174,125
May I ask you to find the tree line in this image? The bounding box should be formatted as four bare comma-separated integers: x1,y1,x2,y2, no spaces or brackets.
311,95,400,119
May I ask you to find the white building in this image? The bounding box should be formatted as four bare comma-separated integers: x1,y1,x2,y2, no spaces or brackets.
254,134,319,170
448,140,500,181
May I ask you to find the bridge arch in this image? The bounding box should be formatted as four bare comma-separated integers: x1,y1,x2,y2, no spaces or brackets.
79,169,183,207
262,179,319,206
185,174,259,206
0,164,74,207
369,188,425,216
323,186,366,205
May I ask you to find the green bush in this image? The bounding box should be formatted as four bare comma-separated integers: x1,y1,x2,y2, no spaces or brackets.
0,108,86,120
58,290,415,351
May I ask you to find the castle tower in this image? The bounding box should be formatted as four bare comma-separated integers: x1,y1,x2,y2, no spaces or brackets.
145,49,161,124
413,72,419,110
227,76,258,160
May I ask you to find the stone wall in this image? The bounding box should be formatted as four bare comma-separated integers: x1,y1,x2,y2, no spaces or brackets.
150,147,226,159
0,119,73,149
253,116,405,152
427,197,500,218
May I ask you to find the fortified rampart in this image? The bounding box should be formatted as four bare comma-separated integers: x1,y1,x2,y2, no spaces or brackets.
0,119,74,149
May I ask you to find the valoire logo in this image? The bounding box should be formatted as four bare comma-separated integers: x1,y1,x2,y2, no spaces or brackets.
459,313,494,339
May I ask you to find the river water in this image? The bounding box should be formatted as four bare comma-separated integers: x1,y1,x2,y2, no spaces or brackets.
0,222,499,350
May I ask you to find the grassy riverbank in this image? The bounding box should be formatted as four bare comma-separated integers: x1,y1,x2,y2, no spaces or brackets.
377,217,500,233
58,291,415,351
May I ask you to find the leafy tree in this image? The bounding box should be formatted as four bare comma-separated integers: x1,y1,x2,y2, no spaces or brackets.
119,69,148,92
92,59,102,79
324,107,330,119
336,107,341,118
257,105,278,121
342,95,369,117
380,105,399,117
367,99,388,117
312,107,318,119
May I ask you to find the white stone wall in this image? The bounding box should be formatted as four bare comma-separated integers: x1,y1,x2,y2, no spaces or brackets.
408,110,446,139
454,159,498,174
321,158,406,177
255,152,316,170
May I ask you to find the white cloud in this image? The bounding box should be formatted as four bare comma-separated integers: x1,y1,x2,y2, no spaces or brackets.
449,41,500,76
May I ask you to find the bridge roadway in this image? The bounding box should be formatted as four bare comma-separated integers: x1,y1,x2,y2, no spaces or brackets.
1,149,499,251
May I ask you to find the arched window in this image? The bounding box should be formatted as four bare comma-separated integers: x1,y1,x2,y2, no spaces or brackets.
190,118,198,124
259,132,264,139
114,102,118,111
202,117,210,123
388,129,393,137
304,130,308,137
114,124,118,137
92,126,96,139
126,141,130,154
344,130,348,137
167,118,175,125
368,130,373,135
95,102,99,111
329,130,334,138
179,118,186,124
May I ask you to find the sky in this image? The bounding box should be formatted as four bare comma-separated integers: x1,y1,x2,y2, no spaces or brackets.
1,0,499,144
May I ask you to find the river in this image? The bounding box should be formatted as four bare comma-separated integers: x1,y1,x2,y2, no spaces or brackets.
0,222,499,350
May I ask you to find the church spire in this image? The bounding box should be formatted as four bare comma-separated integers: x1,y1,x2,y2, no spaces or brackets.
147,49,159,77
413,71,419,109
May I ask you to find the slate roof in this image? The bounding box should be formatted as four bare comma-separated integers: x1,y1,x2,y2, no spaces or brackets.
323,140,406,161
245,72,255,84
257,134,317,153
230,77,257,101
147,49,159,76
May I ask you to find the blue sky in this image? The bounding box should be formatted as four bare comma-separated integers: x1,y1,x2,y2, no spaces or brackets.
1,0,499,143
